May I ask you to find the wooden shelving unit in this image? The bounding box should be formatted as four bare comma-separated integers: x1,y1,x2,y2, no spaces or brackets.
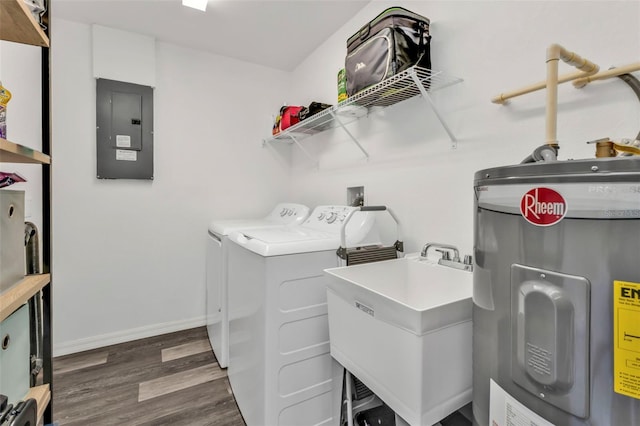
0,274,51,322
0,138,51,164
1,0,52,424
0,0,49,47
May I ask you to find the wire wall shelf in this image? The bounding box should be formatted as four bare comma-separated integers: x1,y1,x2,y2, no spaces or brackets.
263,66,463,162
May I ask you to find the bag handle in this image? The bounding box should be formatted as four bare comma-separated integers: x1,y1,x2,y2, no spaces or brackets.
358,23,370,40
417,21,430,53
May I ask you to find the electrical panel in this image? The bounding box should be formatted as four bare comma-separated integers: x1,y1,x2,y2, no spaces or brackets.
96,78,153,179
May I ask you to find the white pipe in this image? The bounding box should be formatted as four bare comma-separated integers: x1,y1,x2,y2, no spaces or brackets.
492,69,596,104
491,44,599,148
545,44,599,146
491,44,599,106
493,61,640,101
573,62,640,88
545,47,561,146
551,44,599,72
345,371,354,426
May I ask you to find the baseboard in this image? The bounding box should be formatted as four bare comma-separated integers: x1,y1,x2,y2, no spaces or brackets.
53,316,207,357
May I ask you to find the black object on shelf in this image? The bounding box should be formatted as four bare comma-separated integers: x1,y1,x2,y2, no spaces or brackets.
346,6,431,97
0,398,36,426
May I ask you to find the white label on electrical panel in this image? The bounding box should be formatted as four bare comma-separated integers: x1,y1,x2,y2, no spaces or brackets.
116,135,131,148
116,149,137,161
490,379,555,426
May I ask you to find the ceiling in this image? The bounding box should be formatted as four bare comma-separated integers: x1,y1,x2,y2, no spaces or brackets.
53,0,371,71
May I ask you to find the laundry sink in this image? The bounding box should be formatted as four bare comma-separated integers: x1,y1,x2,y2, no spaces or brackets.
324,254,473,426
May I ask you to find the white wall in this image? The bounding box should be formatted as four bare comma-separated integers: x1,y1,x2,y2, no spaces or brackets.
51,18,291,355
43,1,640,354
287,0,640,256
91,24,156,87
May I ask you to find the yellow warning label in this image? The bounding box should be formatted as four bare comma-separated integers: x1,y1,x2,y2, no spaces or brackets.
614,280,640,399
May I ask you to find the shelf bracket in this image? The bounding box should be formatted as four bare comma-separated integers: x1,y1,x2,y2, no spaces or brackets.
287,133,319,167
410,70,458,149
329,110,370,159
263,136,318,167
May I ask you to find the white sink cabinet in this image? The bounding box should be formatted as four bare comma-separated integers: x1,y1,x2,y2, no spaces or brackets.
324,255,473,426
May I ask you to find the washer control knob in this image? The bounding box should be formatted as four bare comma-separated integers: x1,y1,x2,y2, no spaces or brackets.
317,213,325,220
280,208,287,217
326,212,338,224
287,209,294,216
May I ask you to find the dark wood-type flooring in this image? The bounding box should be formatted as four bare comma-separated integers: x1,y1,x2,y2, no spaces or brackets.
52,326,472,426
52,327,245,426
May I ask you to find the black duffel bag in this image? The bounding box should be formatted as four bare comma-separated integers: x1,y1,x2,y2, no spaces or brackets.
299,101,332,121
345,7,431,96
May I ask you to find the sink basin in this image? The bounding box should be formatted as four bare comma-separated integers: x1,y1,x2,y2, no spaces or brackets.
324,254,473,426
325,255,472,336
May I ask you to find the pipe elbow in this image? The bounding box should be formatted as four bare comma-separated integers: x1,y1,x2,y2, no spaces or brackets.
572,77,590,88
547,44,598,74
579,61,599,76
546,43,563,61
558,47,599,75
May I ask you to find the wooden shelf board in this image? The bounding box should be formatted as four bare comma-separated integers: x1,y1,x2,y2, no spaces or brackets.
0,0,49,47
24,384,50,422
0,274,50,322
0,138,51,164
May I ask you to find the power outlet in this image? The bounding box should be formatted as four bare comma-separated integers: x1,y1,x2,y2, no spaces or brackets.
347,186,364,207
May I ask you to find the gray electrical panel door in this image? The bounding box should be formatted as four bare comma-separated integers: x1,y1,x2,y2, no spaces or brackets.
97,78,153,179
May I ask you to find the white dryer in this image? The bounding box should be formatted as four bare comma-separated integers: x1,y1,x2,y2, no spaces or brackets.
225,206,381,426
206,203,310,368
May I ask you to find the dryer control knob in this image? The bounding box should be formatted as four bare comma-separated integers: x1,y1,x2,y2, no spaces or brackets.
326,212,338,224
280,208,287,217
317,213,325,220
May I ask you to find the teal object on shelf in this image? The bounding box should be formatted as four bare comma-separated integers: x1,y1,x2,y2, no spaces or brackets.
0,304,30,404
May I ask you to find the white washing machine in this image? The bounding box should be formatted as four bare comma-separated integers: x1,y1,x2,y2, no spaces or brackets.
225,205,380,426
206,203,310,368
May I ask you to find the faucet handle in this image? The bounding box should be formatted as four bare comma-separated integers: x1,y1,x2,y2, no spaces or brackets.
435,249,451,261
463,255,473,265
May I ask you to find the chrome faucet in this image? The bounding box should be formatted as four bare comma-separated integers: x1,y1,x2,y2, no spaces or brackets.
420,242,473,272
420,242,460,261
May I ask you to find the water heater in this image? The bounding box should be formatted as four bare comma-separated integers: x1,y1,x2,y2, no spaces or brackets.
473,157,640,425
